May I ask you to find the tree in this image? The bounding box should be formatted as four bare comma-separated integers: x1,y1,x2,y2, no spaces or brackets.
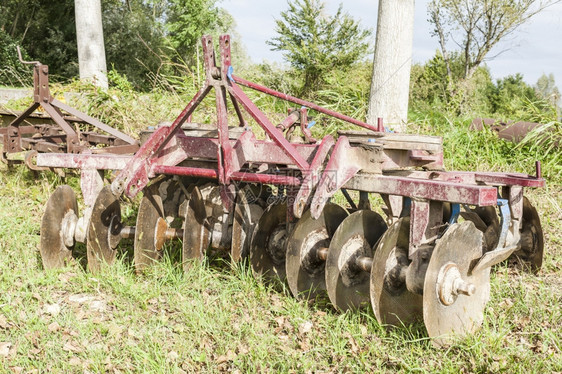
0,0,232,89
267,0,371,97
75,0,108,88
366,0,415,131
166,0,232,63
535,73,561,107
428,0,561,80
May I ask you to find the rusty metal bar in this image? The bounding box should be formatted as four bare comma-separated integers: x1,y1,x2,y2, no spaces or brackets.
344,174,498,206
232,75,380,132
51,99,138,145
36,153,132,170
228,81,310,170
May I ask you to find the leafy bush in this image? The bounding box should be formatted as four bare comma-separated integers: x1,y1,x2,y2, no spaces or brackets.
0,30,32,86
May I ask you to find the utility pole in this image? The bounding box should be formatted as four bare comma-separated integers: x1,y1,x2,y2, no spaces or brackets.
75,0,108,89
367,0,415,132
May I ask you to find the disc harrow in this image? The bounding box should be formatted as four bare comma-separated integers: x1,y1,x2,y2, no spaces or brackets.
0,48,139,169
34,35,546,346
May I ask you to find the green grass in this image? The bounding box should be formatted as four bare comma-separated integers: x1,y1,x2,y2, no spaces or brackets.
0,158,561,372
1,79,561,371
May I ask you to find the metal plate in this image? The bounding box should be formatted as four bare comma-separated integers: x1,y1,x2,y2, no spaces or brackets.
510,196,544,273
182,185,210,272
250,202,288,282
87,185,121,272
423,221,490,346
325,210,387,311
286,204,348,300
40,185,78,269
231,188,264,262
371,217,423,326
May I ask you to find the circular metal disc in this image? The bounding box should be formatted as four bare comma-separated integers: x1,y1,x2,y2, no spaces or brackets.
40,185,78,269
231,188,264,262
325,210,388,311
461,206,500,252
87,185,121,272
134,183,165,273
423,221,490,346
286,204,348,300
134,178,187,272
182,185,211,272
510,196,544,273
250,202,288,282
370,217,423,326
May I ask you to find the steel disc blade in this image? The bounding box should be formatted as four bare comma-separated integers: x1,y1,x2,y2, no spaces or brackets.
423,221,490,346
285,204,348,300
40,185,78,269
134,178,187,272
231,188,264,262
182,185,211,272
461,206,500,252
250,202,288,282
370,217,423,326
510,196,544,273
134,183,165,273
87,185,121,272
325,210,387,311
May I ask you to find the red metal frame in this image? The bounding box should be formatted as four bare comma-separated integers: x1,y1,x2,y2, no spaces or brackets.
33,34,544,261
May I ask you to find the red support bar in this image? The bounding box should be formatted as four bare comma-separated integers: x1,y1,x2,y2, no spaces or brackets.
233,75,380,132
152,165,301,186
152,165,219,179
230,171,301,186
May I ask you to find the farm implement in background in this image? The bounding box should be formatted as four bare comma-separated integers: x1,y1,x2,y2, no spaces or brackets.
0,47,138,169
31,35,544,346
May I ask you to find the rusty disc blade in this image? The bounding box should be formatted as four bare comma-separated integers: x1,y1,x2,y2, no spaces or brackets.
182,185,211,272
460,206,500,252
423,221,490,346
134,178,187,273
231,187,264,262
370,217,423,326
510,196,544,273
250,202,288,282
325,210,387,311
40,185,78,269
134,183,165,273
285,204,348,300
87,185,121,273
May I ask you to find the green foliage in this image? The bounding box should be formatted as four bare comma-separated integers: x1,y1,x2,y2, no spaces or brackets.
0,0,233,89
409,51,493,115
102,0,168,90
267,0,371,98
166,0,232,62
534,73,561,107
487,74,541,118
0,0,78,80
0,30,31,86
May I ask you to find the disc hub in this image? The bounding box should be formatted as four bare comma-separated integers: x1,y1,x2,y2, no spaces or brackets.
61,210,78,248
267,225,288,265
338,234,370,287
299,228,329,276
437,262,476,306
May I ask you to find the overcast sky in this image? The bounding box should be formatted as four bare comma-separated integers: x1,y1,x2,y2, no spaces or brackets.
224,0,562,88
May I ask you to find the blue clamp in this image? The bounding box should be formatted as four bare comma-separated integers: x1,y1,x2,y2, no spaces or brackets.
496,198,511,249
227,66,235,83
448,203,461,225
307,120,316,129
